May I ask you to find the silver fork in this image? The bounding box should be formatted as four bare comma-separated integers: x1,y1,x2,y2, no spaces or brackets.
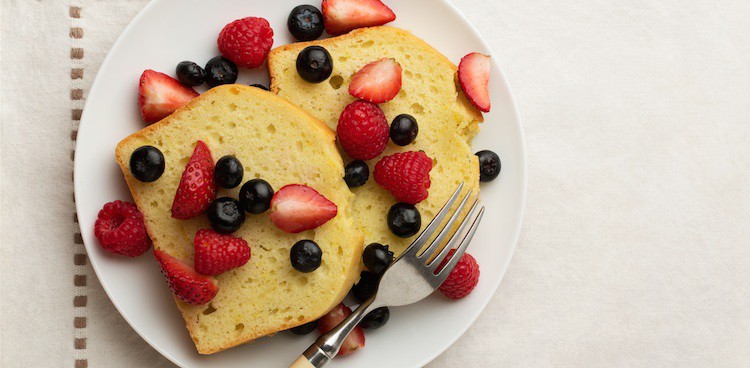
289,183,485,368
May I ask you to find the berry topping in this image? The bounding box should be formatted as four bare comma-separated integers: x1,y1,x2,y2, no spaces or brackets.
250,83,269,91
205,56,238,87
290,239,323,273
206,197,245,234
193,229,251,276
318,303,366,355
351,271,380,302
154,250,218,305
175,61,206,87
269,184,338,233
138,70,198,123
362,243,393,274
171,141,217,220
387,202,421,238
349,58,402,103
321,0,396,36
129,145,165,182
296,46,334,83
94,200,151,257
344,160,369,188
239,179,274,214
217,17,274,69
360,307,390,329
374,151,433,204
458,52,491,113
476,150,501,182
390,114,418,146
289,320,318,335
437,250,480,300
214,155,244,189
337,100,389,160
288,5,325,41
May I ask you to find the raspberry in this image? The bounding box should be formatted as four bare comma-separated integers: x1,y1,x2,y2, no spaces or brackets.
217,17,274,69
193,229,251,275
373,151,432,204
337,100,389,160
94,200,151,257
438,250,480,300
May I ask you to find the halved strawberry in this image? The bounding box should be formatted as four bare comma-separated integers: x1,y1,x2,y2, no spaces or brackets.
138,70,199,123
269,184,338,233
194,229,251,276
171,141,217,220
321,0,396,36
457,52,491,113
318,303,365,356
349,58,402,103
154,250,218,305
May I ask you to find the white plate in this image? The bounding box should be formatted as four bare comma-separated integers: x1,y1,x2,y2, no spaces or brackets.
74,0,526,367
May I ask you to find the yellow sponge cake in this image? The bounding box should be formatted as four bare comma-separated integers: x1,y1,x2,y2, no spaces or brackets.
115,85,363,354
268,26,482,255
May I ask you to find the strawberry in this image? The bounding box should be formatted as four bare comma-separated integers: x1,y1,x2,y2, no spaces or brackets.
437,249,480,300
374,151,433,204
321,0,396,36
154,250,218,305
349,58,402,103
318,303,365,356
138,70,199,123
193,229,251,276
269,184,338,233
171,141,217,220
457,52,491,113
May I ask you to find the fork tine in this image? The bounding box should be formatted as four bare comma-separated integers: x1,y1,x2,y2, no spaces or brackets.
417,189,473,260
426,200,479,269
430,206,484,277
400,182,464,258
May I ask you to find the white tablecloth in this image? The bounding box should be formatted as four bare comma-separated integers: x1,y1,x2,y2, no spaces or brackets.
1,0,748,367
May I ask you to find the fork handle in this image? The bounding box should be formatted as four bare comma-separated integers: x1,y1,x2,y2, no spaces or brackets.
288,297,376,368
289,355,314,368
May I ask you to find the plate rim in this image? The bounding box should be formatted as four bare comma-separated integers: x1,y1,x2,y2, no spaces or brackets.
74,0,527,366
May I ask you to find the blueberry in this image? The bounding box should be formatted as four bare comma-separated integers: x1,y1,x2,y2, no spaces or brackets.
290,240,323,273
288,320,318,335
207,197,245,234
476,150,501,182
175,61,206,87
390,114,419,146
205,56,238,87
250,84,269,91
352,271,380,302
387,203,421,238
214,155,244,189
362,243,394,274
344,160,369,188
239,179,274,214
288,5,324,42
296,46,333,83
360,307,390,330
129,146,165,182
